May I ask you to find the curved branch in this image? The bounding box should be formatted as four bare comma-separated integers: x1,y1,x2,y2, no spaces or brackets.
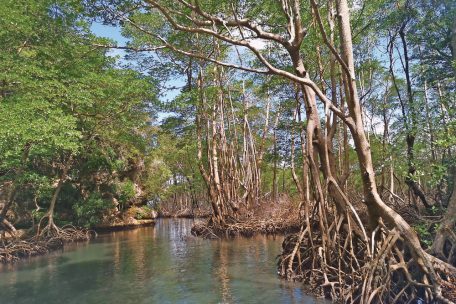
147,1,351,126
112,11,270,74
175,0,288,45
91,43,166,52
157,36,271,74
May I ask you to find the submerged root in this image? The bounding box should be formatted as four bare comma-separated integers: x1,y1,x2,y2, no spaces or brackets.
0,225,95,263
277,215,456,303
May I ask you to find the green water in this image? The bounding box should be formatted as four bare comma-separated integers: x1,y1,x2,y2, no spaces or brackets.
0,219,322,304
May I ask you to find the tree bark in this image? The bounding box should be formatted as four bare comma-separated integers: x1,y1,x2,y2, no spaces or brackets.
432,172,456,266
336,0,445,298
39,155,73,236
196,69,223,222
0,144,31,236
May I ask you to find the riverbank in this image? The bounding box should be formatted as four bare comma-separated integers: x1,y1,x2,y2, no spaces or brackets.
157,207,211,219
0,226,92,263
0,200,300,263
94,219,155,232
0,217,156,263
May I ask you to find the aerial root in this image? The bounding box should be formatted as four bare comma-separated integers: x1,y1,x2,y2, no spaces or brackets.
278,216,456,303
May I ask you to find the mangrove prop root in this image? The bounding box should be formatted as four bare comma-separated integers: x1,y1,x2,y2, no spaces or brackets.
0,226,95,263
277,214,456,303
191,217,301,239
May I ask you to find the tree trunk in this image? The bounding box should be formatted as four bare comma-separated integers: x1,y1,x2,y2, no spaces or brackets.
196,69,223,222
291,105,304,198
0,144,31,237
336,0,445,298
272,112,280,203
39,155,73,236
399,23,431,209
0,184,18,237
432,172,456,266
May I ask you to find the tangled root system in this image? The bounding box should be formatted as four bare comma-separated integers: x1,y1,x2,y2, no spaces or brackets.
0,226,95,263
191,216,301,239
277,214,456,303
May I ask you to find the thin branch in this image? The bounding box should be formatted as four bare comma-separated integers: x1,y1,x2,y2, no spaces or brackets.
178,0,288,45
120,1,353,127
310,0,353,79
158,36,271,74
91,43,166,52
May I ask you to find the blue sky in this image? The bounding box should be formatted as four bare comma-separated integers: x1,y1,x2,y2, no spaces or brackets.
91,22,127,58
91,22,127,44
90,22,183,122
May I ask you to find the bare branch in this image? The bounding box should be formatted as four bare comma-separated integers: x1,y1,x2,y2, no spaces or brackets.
310,0,353,79
115,1,352,127
92,43,166,52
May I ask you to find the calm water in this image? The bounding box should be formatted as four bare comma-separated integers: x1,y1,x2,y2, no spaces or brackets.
0,219,321,304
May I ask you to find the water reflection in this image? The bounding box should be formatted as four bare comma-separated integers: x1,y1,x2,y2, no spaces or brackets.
0,219,325,304
216,241,234,303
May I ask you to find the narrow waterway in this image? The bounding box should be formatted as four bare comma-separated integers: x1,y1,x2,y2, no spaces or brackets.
0,219,323,304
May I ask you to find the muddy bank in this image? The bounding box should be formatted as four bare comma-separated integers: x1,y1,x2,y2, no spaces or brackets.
158,207,211,219
1,214,156,263
0,218,157,263
94,219,155,232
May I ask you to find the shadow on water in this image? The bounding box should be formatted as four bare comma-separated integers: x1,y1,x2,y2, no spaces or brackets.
0,219,326,304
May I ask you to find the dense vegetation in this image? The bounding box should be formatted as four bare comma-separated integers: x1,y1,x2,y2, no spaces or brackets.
1,0,455,302
0,0,159,235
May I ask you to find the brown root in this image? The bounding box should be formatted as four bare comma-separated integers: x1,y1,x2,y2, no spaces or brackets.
277,209,456,303
1,218,17,238
0,225,95,263
191,216,301,239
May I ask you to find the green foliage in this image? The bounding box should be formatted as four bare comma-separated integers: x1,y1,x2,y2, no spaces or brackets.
73,193,114,227
1,0,454,235
31,209,47,224
0,0,158,229
414,223,433,248
430,205,440,216
134,206,154,220
117,180,136,207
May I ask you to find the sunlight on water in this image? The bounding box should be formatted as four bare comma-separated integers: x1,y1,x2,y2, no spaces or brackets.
0,219,325,304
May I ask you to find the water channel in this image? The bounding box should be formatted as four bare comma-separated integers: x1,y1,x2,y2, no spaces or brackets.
0,219,323,304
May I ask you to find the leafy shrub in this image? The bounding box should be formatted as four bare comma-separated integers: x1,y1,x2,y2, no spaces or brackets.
73,193,114,227
117,180,136,209
414,223,433,248
138,205,153,219
127,205,155,220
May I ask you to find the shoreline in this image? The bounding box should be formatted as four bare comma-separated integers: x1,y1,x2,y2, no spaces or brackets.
191,218,301,239
0,219,156,263
93,219,155,233
0,216,301,264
